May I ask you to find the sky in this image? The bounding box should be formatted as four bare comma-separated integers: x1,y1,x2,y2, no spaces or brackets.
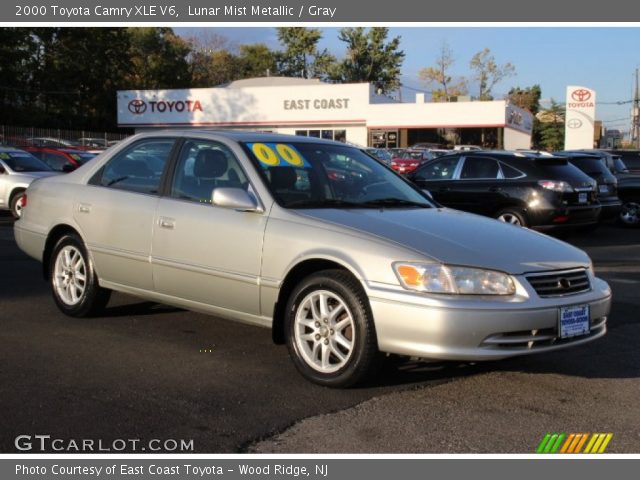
175,27,640,138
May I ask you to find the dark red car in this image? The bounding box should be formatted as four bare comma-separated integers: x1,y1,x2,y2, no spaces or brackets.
22,147,97,172
390,149,435,174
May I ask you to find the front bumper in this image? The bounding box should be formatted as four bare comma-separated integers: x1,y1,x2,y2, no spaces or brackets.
367,275,611,361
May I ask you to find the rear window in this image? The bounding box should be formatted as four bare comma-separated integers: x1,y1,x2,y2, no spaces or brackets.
568,157,616,181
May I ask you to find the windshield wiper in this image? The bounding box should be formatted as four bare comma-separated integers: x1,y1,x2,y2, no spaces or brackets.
362,198,431,208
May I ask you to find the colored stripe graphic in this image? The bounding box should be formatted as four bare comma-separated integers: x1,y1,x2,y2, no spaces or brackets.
537,433,613,453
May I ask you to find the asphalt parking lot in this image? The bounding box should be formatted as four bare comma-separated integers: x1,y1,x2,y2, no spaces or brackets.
1,212,639,453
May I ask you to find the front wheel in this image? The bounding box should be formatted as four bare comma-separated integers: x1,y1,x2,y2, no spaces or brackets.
285,270,380,388
50,233,111,317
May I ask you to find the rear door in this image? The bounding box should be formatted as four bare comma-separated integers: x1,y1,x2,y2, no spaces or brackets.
76,137,178,290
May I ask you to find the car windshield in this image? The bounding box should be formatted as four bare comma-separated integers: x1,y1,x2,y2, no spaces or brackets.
0,151,52,172
243,142,433,209
568,157,614,179
368,149,391,161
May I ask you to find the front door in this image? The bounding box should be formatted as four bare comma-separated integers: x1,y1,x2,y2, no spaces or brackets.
151,138,266,316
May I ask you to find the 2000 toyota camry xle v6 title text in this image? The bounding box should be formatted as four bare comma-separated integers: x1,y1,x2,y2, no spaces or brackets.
14,131,611,387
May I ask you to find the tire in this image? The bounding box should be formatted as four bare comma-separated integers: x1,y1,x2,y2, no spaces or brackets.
618,199,640,227
284,269,381,388
10,191,26,219
495,208,527,227
49,233,111,317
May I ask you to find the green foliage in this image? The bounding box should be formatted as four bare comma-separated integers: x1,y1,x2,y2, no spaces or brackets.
330,27,405,94
538,100,566,151
276,27,336,79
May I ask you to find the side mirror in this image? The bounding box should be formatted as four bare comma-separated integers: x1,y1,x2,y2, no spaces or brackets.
212,188,262,212
62,164,76,173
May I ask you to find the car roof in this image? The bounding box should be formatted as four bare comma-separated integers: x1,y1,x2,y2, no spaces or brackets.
143,129,343,146
0,146,27,153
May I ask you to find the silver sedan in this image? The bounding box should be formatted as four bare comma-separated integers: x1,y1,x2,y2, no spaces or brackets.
14,131,611,387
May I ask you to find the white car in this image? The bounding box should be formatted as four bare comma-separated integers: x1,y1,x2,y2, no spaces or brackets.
0,148,59,218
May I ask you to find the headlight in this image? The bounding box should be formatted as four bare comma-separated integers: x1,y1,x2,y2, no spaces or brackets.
393,263,516,295
538,180,573,192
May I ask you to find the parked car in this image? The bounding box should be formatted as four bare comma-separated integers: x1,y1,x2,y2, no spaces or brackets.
554,152,622,221
15,132,611,387
453,145,482,151
390,149,435,174
410,142,445,150
0,147,59,218
408,151,600,230
563,149,640,227
603,149,640,172
364,147,392,166
22,147,98,172
23,137,85,149
77,138,108,149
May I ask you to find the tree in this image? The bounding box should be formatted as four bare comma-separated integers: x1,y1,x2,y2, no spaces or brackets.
418,41,467,102
508,85,541,114
331,27,404,94
126,27,191,89
538,100,565,151
276,27,335,79
469,48,515,100
238,44,277,78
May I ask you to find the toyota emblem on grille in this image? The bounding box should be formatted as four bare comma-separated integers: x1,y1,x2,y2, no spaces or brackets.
558,278,572,289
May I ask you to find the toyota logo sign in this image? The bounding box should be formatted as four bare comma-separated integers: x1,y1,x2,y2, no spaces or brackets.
567,118,583,129
571,89,592,102
128,99,147,115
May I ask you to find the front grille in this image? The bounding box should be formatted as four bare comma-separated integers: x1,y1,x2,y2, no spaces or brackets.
481,316,606,350
526,269,591,297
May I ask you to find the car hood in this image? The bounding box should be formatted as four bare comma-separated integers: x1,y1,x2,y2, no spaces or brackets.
297,207,590,274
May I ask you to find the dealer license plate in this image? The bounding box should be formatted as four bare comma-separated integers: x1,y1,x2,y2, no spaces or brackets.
578,192,588,203
559,304,590,339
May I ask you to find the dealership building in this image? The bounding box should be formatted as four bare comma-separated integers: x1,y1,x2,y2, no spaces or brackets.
117,77,533,149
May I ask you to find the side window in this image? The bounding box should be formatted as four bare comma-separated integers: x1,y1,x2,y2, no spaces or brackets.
44,152,70,171
171,139,249,204
91,139,175,194
500,162,525,179
413,157,460,180
460,156,500,179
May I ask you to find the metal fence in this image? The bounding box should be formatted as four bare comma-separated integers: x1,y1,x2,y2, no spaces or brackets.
0,125,131,148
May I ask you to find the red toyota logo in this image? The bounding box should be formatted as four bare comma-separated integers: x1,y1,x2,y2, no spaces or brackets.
571,89,592,102
128,99,147,115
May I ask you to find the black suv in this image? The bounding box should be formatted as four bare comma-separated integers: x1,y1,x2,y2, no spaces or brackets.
562,149,640,226
408,151,600,230
553,152,621,221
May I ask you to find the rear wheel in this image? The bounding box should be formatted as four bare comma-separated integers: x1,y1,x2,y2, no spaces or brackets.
10,191,26,219
285,270,380,388
495,208,527,227
50,233,111,317
619,199,640,227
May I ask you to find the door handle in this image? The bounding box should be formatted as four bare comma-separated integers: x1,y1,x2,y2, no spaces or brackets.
158,217,175,229
489,186,502,192
438,186,450,192
78,203,91,213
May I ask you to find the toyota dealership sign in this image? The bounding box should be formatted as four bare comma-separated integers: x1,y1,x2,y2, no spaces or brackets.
565,85,596,149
